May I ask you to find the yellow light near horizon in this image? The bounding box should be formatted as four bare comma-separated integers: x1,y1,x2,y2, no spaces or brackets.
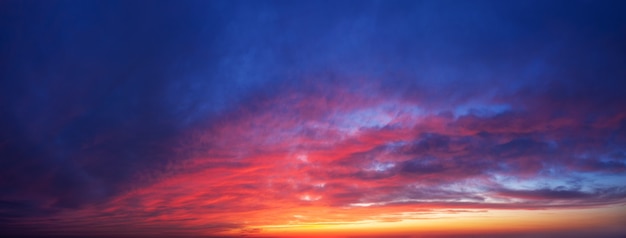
226,205,626,237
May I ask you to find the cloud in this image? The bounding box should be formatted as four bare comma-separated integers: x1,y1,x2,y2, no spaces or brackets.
493,186,626,206
1,0,626,237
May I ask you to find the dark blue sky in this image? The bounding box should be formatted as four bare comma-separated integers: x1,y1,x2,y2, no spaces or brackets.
1,1,626,237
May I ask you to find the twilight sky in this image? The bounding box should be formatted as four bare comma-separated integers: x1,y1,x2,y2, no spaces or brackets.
1,0,626,237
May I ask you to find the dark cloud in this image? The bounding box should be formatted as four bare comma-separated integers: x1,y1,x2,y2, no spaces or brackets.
490,138,552,159
0,0,231,221
400,158,446,175
496,187,593,200
495,186,626,204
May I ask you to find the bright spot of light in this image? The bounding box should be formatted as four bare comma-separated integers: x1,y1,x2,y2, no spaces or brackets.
300,194,321,201
296,154,308,163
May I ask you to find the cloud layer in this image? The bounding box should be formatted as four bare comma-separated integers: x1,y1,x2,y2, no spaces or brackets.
1,0,626,237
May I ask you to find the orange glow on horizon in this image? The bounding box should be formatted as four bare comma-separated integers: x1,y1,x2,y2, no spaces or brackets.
196,205,626,237
209,205,626,237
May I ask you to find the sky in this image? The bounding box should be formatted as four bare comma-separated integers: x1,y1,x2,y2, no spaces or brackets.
1,0,626,237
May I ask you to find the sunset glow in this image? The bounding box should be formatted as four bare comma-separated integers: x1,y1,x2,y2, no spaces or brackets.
1,0,626,237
